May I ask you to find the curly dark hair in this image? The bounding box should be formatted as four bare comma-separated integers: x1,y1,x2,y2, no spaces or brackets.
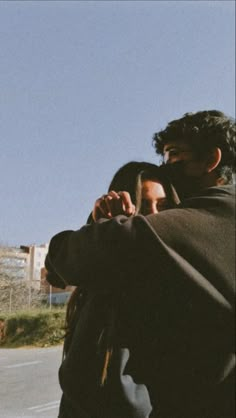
153,110,236,183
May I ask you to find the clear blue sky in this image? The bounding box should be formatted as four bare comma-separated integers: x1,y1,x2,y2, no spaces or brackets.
0,0,235,247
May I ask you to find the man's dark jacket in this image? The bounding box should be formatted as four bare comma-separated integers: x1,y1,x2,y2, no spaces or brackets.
46,185,235,418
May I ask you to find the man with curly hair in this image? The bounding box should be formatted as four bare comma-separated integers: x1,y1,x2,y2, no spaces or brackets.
153,110,235,185
46,110,235,418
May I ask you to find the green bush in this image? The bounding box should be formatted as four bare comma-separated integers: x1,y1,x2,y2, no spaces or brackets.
0,307,66,347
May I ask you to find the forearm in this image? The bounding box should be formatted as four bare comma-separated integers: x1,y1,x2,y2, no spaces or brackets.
45,215,143,290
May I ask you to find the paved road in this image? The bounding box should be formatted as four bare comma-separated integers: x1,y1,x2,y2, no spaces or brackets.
0,346,63,418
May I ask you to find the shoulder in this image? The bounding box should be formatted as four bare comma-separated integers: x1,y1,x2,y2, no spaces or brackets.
144,185,235,238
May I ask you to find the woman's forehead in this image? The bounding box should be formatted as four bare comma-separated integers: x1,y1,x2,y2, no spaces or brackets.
141,180,166,197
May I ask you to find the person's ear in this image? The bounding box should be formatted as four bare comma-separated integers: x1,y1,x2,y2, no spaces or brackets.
206,147,222,173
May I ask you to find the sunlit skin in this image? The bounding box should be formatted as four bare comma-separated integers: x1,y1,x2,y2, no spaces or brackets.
163,142,194,164
140,180,167,215
162,142,223,189
163,142,209,177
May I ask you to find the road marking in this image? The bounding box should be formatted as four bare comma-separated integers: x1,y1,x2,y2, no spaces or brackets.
28,400,60,413
4,360,42,368
35,404,60,413
28,400,60,410
37,347,62,355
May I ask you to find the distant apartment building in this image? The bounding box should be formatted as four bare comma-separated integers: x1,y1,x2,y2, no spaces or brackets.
1,244,49,289
20,244,49,289
0,243,73,304
0,246,28,281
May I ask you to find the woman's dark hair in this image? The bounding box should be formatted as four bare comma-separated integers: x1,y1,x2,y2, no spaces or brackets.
108,161,160,204
63,287,84,356
108,161,180,212
135,165,180,213
86,161,163,223
153,110,236,183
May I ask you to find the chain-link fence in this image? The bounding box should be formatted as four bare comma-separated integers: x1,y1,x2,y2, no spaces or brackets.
0,278,48,313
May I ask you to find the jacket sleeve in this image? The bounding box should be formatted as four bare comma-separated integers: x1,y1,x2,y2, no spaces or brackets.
45,215,151,290
45,231,73,289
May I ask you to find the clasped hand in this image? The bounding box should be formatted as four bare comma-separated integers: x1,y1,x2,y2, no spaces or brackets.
92,190,136,221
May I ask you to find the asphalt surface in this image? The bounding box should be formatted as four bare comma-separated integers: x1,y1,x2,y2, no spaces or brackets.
0,346,63,418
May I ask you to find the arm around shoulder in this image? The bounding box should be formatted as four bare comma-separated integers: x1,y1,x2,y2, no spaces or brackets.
45,215,151,290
